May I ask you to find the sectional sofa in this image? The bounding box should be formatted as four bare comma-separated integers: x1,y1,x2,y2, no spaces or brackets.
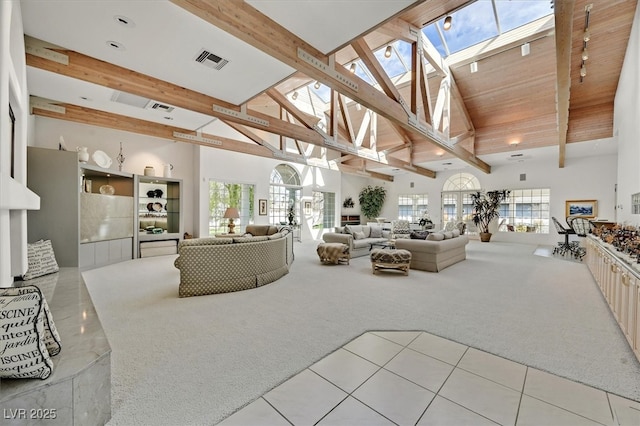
174,225,294,297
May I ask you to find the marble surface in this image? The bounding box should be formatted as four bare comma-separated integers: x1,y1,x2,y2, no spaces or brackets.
1,268,111,424
80,193,134,243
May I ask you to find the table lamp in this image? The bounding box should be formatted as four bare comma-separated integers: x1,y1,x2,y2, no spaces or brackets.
223,207,240,234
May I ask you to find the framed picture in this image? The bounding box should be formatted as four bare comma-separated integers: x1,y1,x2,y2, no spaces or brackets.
258,199,267,216
304,201,312,215
565,199,597,218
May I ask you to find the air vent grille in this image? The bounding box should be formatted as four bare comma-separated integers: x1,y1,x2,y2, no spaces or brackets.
194,49,229,70
110,91,150,108
147,102,174,113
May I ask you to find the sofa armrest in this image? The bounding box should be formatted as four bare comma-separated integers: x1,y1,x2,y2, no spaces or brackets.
322,232,353,246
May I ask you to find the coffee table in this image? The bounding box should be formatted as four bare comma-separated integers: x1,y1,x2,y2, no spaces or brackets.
370,240,395,251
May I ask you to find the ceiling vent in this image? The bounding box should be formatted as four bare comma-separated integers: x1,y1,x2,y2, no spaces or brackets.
507,153,533,161
110,90,150,108
146,102,175,113
194,49,229,70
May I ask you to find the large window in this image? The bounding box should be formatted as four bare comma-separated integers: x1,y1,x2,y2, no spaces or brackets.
500,188,550,233
209,181,254,235
397,194,428,222
311,191,335,229
269,164,301,225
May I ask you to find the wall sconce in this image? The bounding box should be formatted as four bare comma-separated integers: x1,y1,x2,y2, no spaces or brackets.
314,81,320,89
580,64,587,78
350,63,356,73
443,15,452,31
521,43,530,56
470,61,478,73
384,45,392,58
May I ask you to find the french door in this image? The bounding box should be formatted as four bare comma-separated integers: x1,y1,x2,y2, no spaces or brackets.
441,191,475,226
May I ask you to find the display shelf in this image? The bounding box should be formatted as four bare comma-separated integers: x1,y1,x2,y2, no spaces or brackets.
340,214,361,226
135,176,183,257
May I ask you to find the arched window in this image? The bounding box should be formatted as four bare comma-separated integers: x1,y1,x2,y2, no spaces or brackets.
441,173,481,226
269,164,301,225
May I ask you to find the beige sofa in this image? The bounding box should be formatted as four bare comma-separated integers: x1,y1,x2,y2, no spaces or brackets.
174,225,294,297
322,224,391,258
394,230,468,272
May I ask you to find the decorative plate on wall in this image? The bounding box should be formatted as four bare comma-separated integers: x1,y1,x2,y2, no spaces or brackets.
92,150,112,168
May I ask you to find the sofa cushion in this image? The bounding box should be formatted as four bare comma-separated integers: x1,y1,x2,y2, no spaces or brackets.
427,232,445,241
353,231,366,240
22,240,59,281
410,230,429,240
0,286,58,379
452,229,461,237
345,225,363,236
370,226,383,238
362,226,371,238
443,231,454,239
180,238,233,248
233,235,270,243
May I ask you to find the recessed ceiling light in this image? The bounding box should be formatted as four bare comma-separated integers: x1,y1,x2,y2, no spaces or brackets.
79,96,91,101
442,162,453,165
164,116,174,120
114,15,135,28
106,41,125,51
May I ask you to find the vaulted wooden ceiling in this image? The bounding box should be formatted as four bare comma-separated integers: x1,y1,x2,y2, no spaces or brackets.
22,0,636,181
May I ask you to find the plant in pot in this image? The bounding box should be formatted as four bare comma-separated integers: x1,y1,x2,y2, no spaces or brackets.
287,203,296,225
358,185,387,221
471,189,510,242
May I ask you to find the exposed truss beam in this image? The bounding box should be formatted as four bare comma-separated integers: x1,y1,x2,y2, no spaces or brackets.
26,44,428,178
170,0,490,174
31,101,395,180
554,0,575,168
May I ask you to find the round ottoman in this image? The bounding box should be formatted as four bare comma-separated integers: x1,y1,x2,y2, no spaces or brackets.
370,248,411,275
317,242,350,265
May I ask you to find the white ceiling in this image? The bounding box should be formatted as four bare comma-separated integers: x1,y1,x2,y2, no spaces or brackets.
246,0,418,54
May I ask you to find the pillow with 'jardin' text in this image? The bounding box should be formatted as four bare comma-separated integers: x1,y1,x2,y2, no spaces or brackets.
0,286,60,379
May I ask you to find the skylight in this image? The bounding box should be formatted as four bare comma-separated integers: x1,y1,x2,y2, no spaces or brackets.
424,0,553,57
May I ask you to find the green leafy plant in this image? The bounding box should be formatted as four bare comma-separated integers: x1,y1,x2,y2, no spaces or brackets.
471,189,510,238
358,185,387,220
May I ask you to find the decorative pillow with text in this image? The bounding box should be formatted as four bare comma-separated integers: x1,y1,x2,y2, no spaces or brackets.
0,286,60,379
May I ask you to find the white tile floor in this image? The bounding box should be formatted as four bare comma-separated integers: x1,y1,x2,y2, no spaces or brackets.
219,331,640,426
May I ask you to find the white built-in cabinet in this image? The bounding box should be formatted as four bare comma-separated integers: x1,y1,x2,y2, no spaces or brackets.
27,147,135,269
586,235,640,363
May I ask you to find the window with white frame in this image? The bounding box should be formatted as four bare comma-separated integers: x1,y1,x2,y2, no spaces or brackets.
269,164,301,225
208,181,254,235
397,194,428,222
311,191,335,229
632,193,640,214
499,188,550,233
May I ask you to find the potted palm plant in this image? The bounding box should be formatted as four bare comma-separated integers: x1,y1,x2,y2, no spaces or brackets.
471,189,510,242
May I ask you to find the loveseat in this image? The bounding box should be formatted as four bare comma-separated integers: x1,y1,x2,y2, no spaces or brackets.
322,224,391,258
174,225,294,297
394,230,468,272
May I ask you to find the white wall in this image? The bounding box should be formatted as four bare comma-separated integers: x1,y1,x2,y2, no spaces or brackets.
614,4,640,226
31,117,197,234
1,1,39,286
354,151,617,246
196,140,343,241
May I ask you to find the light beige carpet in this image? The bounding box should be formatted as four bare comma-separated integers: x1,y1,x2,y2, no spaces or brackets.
83,240,640,425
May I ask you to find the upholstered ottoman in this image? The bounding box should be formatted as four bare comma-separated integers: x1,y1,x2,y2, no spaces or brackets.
370,248,411,275
317,242,350,265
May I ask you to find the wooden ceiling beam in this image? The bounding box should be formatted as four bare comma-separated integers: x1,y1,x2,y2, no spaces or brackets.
170,0,489,174
26,47,422,177
554,0,575,168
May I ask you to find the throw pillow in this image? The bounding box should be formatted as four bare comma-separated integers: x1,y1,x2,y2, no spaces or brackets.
22,240,59,281
443,231,454,239
427,232,445,241
370,226,383,238
452,229,460,237
362,226,371,238
410,230,429,240
0,286,59,379
354,231,366,240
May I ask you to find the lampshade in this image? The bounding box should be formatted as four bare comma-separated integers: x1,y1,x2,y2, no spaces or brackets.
223,207,240,219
